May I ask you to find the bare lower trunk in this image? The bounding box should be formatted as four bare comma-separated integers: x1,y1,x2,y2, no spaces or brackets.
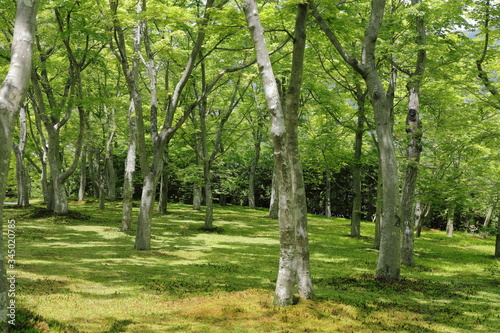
135,172,156,250
203,161,214,229
324,170,332,218
193,185,202,210
480,204,495,238
106,156,116,201
415,201,430,238
350,122,363,236
14,104,30,206
157,166,168,214
78,147,87,201
268,170,278,218
248,139,261,209
121,103,137,231
495,214,500,257
446,204,455,237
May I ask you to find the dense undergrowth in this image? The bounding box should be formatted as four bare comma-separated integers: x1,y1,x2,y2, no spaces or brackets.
2,201,499,332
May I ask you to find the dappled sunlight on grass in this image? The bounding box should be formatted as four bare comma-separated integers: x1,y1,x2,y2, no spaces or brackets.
3,202,500,332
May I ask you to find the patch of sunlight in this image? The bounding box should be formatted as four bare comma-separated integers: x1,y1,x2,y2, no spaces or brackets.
43,241,115,248
189,233,277,247
65,225,125,240
311,253,349,263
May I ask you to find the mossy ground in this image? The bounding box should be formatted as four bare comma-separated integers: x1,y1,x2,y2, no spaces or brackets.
3,201,500,332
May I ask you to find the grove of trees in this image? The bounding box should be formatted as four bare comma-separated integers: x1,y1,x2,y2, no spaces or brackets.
2,0,500,318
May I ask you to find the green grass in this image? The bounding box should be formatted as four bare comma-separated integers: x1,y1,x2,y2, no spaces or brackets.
3,201,500,332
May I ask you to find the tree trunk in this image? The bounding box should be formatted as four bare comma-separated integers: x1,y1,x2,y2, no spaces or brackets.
324,170,332,218
480,204,495,238
268,170,279,219
400,0,425,267
78,146,87,201
446,204,455,237
135,171,157,250
248,139,261,209
245,0,312,305
121,102,137,231
0,0,38,323
401,90,423,266
415,201,430,238
312,0,401,280
284,4,313,299
14,104,30,206
350,98,364,235
495,214,500,257
157,160,168,214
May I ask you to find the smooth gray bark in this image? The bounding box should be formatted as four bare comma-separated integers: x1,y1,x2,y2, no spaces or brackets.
268,170,278,219
350,87,366,236
121,101,137,231
244,0,312,305
312,0,401,280
495,214,500,257
324,170,332,218
109,0,141,231
78,146,87,201
414,201,430,238
446,204,455,238
13,103,30,206
134,0,214,250
0,0,38,322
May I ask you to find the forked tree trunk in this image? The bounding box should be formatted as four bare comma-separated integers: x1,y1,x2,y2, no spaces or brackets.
0,0,38,322
244,0,312,305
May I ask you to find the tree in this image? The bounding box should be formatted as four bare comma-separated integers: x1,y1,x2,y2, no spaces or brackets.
311,0,401,280
400,0,427,266
244,0,313,306
0,0,38,323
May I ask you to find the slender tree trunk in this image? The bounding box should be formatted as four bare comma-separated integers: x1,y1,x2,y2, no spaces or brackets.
78,146,87,201
446,204,455,237
495,214,500,257
324,170,332,218
121,102,137,231
268,170,278,218
312,0,401,280
480,204,495,238
248,139,261,209
157,159,168,214
14,104,30,206
401,90,423,266
415,201,430,238
0,0,38,322
401,0,425,267
98,162,106,210
350,97,364,235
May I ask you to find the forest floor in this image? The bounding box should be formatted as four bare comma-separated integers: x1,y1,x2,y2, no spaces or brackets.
2,201,500,332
